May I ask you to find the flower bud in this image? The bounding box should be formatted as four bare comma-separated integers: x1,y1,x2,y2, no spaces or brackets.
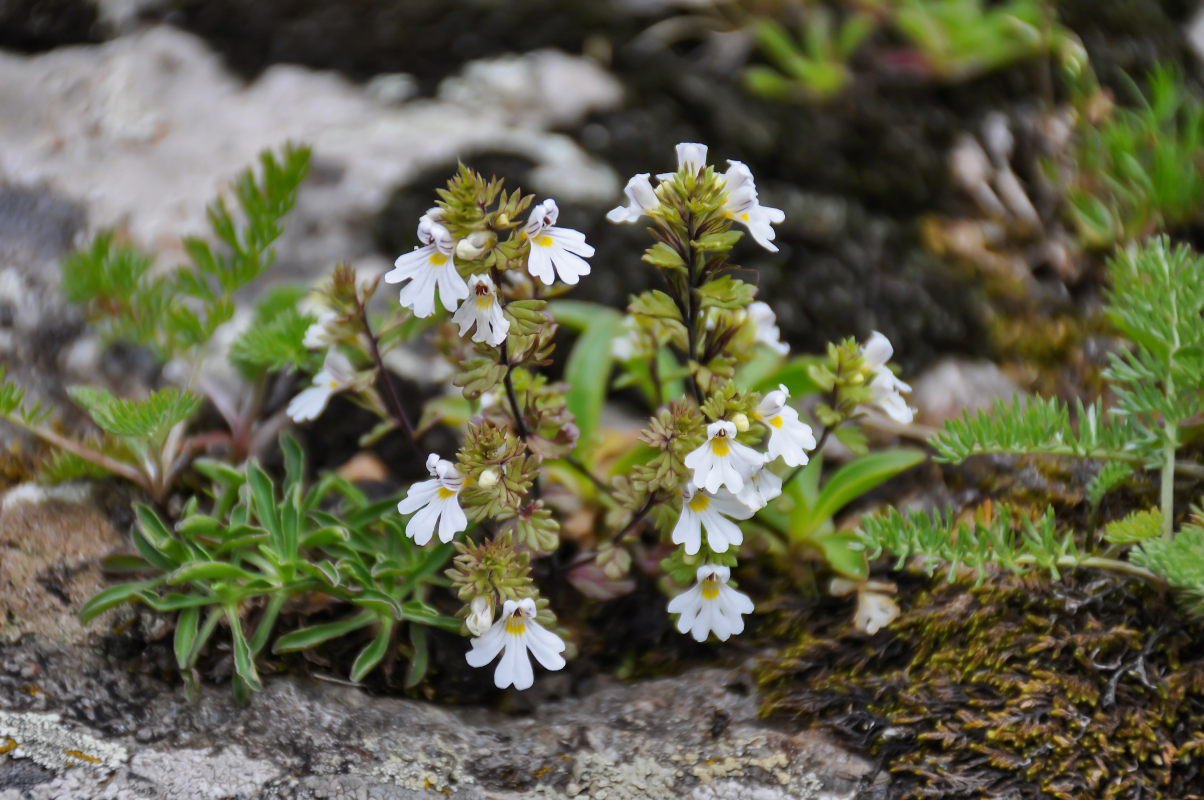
466,596,494,636
455,230,496,261
732,412,750,433
478,467,500,488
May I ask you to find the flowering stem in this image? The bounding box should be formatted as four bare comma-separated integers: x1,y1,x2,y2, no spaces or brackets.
612,493,658,544
357,302,416,447
562,455,616,502
500,339,530,441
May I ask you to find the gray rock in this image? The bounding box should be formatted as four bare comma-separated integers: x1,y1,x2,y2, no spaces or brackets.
0,27,622,292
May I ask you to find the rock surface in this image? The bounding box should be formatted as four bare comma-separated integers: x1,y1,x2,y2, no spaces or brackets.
0,25,621,288
0,483,882,800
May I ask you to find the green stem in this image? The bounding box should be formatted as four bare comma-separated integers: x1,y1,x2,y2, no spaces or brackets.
1160,430,1177,537
4,415,151,493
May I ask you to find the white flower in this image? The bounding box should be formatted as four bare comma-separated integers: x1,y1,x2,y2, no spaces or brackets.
397,453,468,546
465,596,494,637
523,199,594,286
667,564,754,642
302,309,339,349
736,466,783,512
720,160,785,252
754,385,816,468
672,484,754,555
385,216,468,318
658,142,710,180
747,301,789,355
854,590,900,635
683,420,766,495
861,331,915,424
606,173,660,224
286,349,357,423
451,274,510,347
465,597,566,690
830,578,900,635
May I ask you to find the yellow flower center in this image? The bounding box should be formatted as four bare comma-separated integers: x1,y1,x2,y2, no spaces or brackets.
701,578,721,600
534,234,554,247
505,617,526,635
770,415,783,429
688,494,710,512
327,380,340,390
430,253,448,266
437,486,457,500
739,212,750,222
710,439,730,457
475,295,493,309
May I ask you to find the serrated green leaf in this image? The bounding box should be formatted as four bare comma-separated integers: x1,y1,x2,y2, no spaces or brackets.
68,385,201,440
1103,508,1162,545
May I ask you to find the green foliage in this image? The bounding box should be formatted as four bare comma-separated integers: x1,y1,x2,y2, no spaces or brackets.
1067,67,1204,247
81,434,457,694
63,144,310,362
858,505,1082,583
860,236,1204,616
67,386,201,441
1103,237,1204,442
1132,515,1204,616
931,395,1142,463
0,366,50,426
743,8,876,102
893,0,1063,82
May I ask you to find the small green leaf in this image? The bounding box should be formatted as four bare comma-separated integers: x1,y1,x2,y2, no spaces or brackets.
273,611,376,653
349,620,393,682
226,607,262,691
813,531,869,580
1103,508,1163,545
794,449,925,539
564,305,623,456
175,606,201,670
68,385,202,440
78,580,158,622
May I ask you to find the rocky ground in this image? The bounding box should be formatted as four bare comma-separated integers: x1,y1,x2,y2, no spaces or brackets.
0,12,897,799
0,487,882,800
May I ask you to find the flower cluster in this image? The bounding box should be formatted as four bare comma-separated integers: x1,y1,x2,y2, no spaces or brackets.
667,388,815,640
608,142,786,253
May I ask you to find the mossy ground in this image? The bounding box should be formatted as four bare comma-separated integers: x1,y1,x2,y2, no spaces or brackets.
758,571,1204,799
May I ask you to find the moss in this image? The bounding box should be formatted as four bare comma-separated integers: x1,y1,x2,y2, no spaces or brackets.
758,573,1204,800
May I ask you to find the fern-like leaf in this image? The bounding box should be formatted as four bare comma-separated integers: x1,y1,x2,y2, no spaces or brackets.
229,307,317,375
857,505,1080,584
1102,508,1163,545
68,386,202,440
1086,461,1135,509
1131,522,1204,617
931,395,1145,464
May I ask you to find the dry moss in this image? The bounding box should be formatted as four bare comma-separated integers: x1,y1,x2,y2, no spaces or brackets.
758,573,1204,799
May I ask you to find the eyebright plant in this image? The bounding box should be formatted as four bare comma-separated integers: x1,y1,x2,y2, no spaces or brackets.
20,143,927,695
858,236,1204,617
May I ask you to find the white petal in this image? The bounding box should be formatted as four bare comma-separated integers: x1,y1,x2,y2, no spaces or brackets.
397,479,440,515
465,621,506,667
670,506,703,555
523,622,567,671
497,637,533,690
436,496,468,543
287,385,334,423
